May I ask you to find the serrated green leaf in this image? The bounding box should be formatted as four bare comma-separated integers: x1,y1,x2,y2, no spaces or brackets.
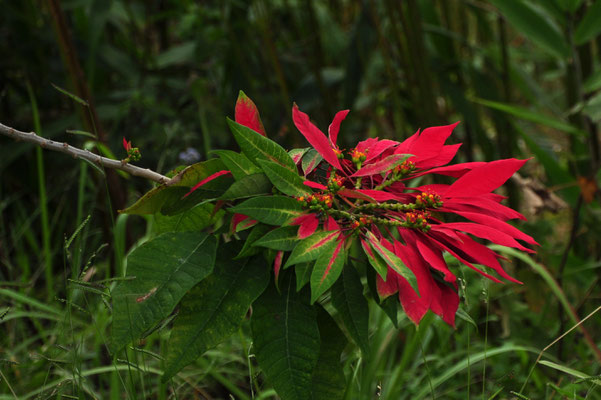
310,240,346,304
295,263,312,291
253,226,299,251
258,159,310,197
121,159,227,215
251,274,320,400
331,265,370,356
301,148,323,175
311,306,347,400
227,118,296,171
111,232,216,353
473,97,584,136
285,231,340,268
162,248,269,381
235,224,271,259
574,0,601,45
213,149,260,180
219,173,272,200
230,196,303,226
154,203,221,234
366,232,418,295
489,0,569,59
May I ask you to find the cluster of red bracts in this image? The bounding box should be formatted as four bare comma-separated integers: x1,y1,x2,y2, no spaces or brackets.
202,93,536,327
287,105,537,327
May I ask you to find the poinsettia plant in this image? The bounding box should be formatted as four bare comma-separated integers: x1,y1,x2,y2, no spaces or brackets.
110,91,536,399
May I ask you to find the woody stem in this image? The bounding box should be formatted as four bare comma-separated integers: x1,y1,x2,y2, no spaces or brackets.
0,122,171,184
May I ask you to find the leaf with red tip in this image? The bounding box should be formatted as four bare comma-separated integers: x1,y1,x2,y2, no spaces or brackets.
231,213,258,233
328,109,349,146
291,214,319,239
414,235,456,283
235,91,266,136
444,158,528,198
310,239,345,303
441,197,526,221
351,154,409,177
406,122,459,161
123,137,131,151
184,170,232,198
376,268,398,299
292,104,342,170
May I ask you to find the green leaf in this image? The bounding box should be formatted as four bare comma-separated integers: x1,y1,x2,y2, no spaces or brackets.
227,118,296,171
230,196,303,226
235,224,271,259
311,306,347,400
258,159,310,197
285,231,340,268
331,265,370,355
295,263,313,291
253,226,299,251
481,96,574,132
473,97,585,136
539,360,601,385
219,173,272,200
583,66,601,93
162,249,269,381
121,159,227,215
365,232,418,295
301,148,324,175
213,149,260,180
156,42,196,68
310,240,346,303
251,274,320,400
556,0,583,12
154,203,221,234
111,232,216,353
489,0,569,59
51,83,89,106
574,0,601,45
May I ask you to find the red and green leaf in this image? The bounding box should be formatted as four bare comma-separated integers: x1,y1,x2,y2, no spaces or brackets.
365,231,418,294
310,239,346,303
285,230,340,267
351,154,409,177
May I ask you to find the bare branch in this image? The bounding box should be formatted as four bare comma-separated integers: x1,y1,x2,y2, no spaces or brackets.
0,122,171,184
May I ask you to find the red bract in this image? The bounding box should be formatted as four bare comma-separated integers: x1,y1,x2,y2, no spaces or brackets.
291,106,536,326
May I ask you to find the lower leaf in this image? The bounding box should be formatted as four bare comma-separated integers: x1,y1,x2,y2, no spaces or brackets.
251,274,320,400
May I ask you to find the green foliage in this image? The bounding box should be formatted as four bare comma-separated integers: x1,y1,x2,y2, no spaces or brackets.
250,274,321,400
163,245,269,380
110,232,216,352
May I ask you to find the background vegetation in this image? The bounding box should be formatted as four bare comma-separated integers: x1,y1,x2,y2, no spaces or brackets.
1,0,601,398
